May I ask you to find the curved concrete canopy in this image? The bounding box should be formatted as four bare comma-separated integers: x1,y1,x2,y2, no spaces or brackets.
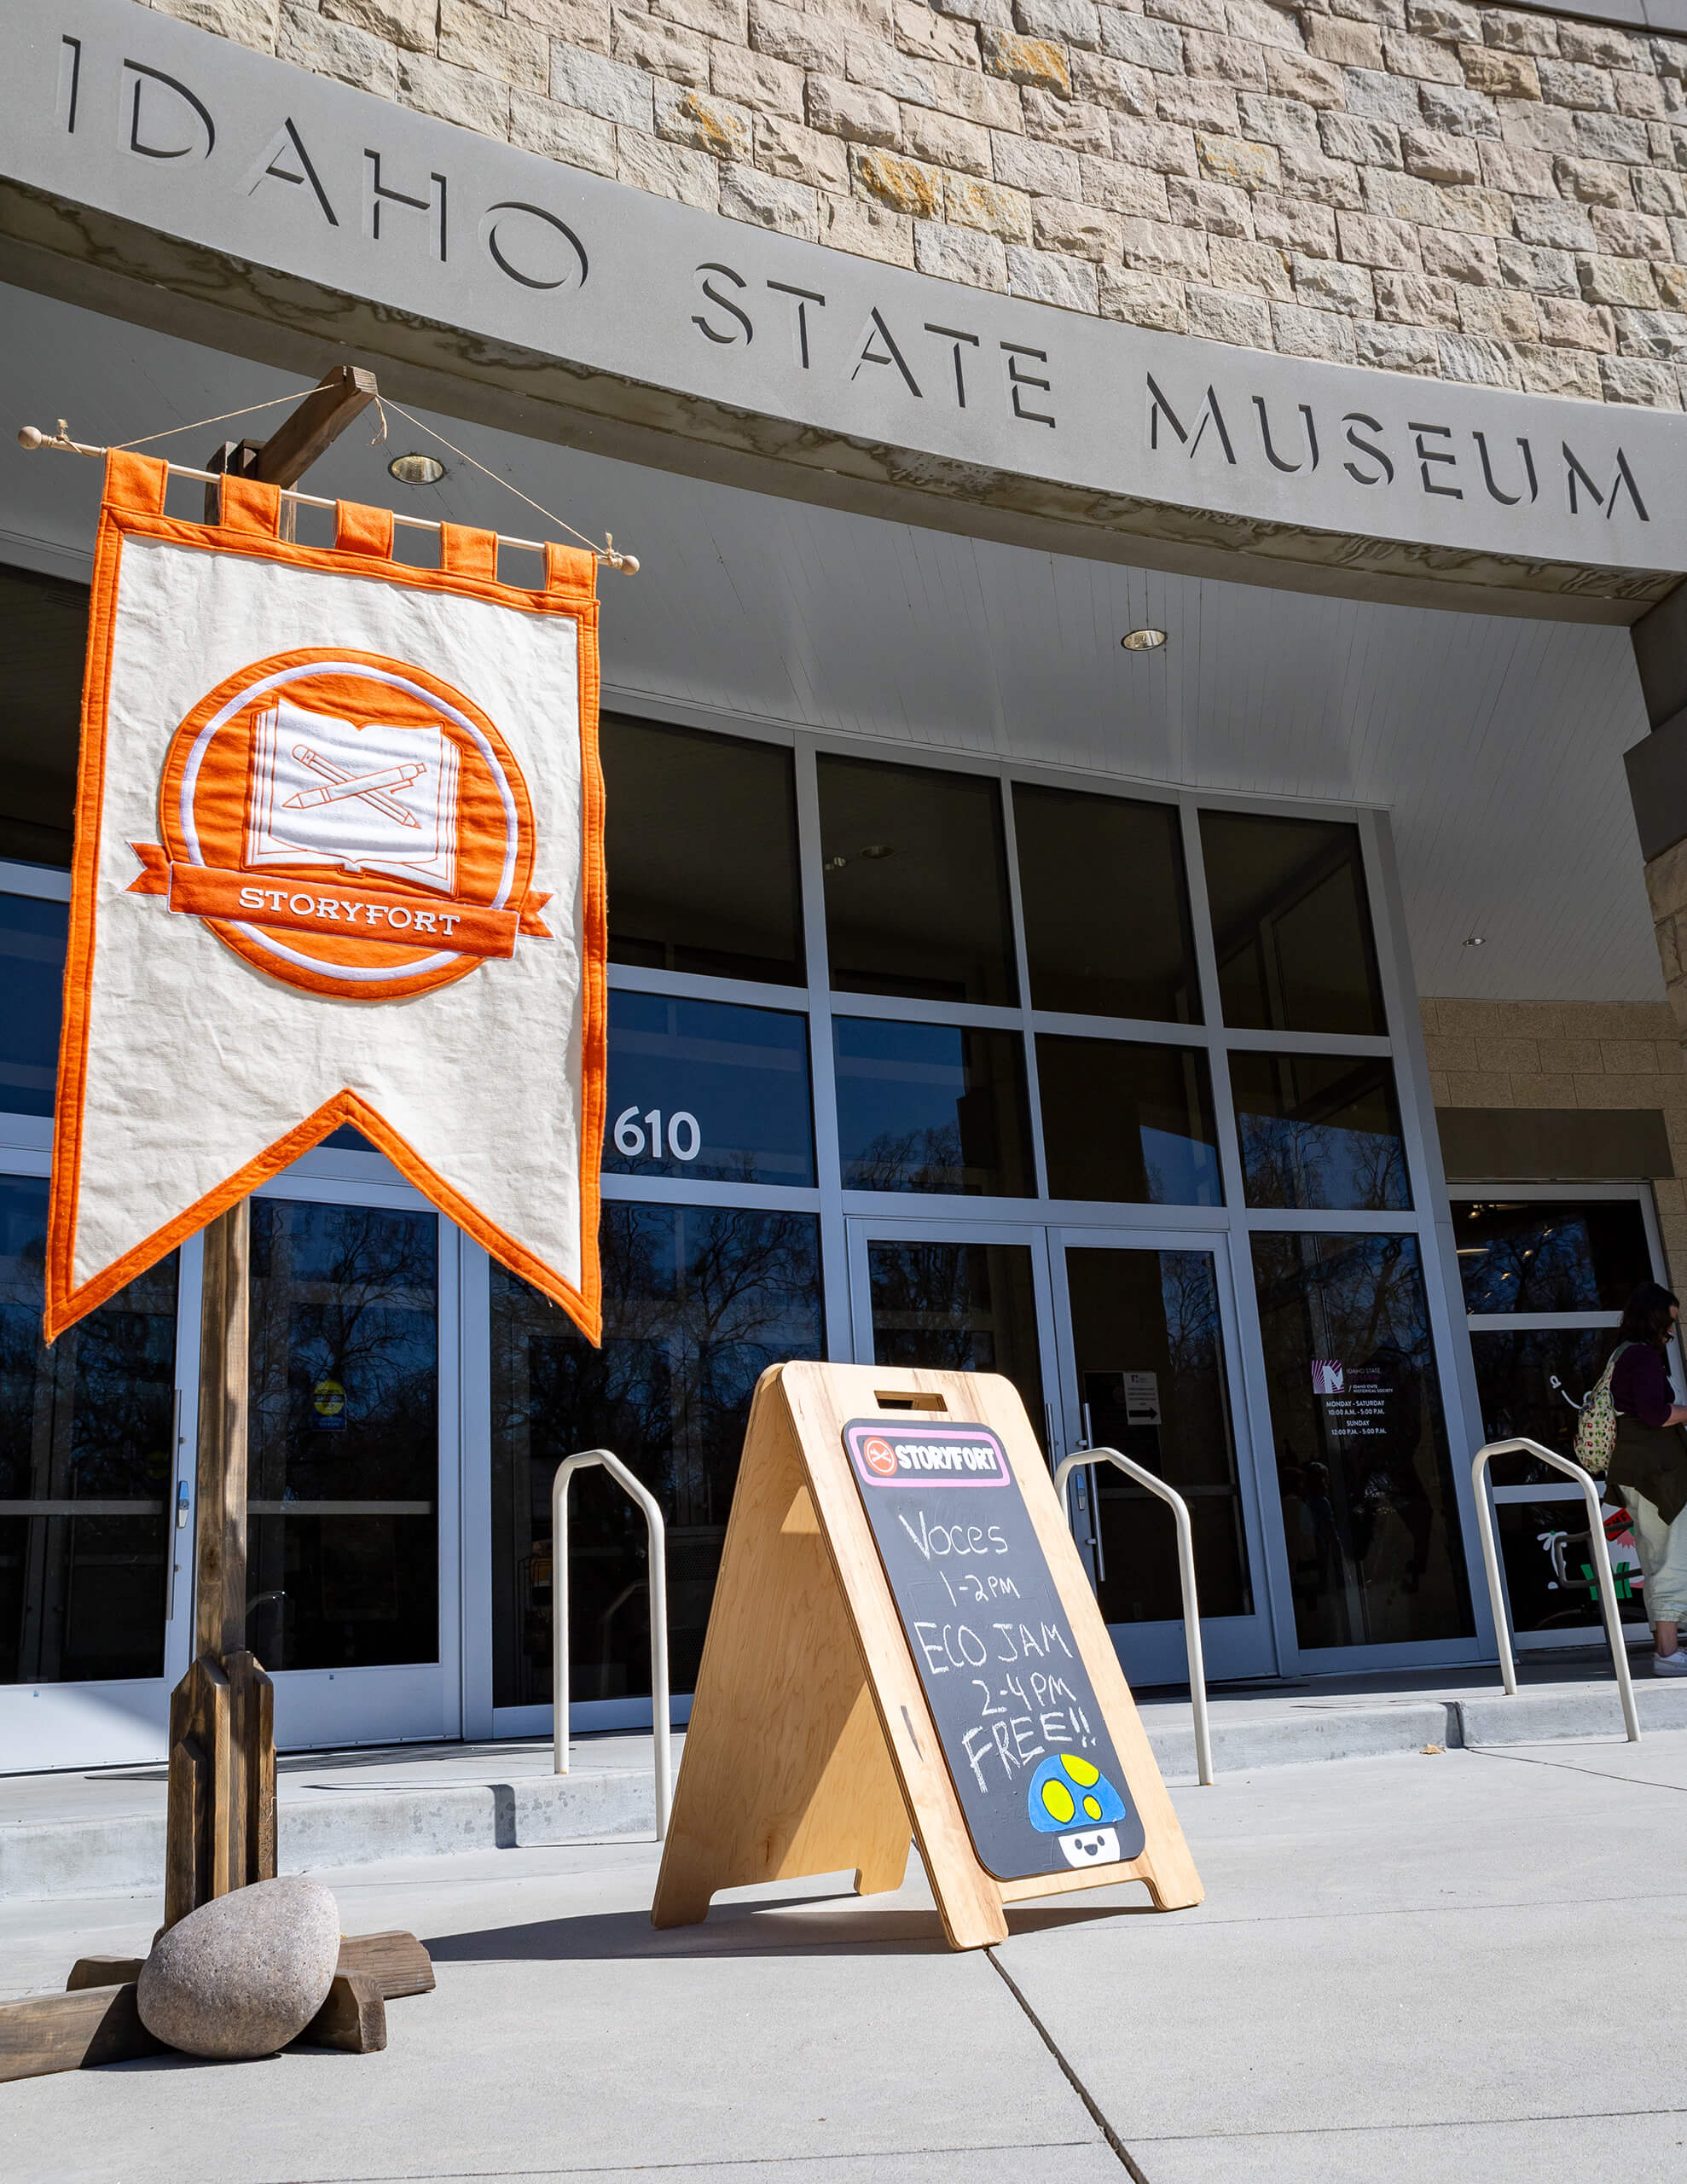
1,0,1683,624
0,277,1658,1008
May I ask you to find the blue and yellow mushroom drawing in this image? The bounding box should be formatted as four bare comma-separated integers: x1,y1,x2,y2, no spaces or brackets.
1026,1751,1130,1868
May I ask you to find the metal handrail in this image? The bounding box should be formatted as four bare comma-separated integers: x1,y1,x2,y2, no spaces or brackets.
1470,1437,1639,1744
1055,1446,1215,1787
551,1449,673,1837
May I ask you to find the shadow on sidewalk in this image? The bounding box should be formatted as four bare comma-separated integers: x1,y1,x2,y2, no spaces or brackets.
424,1890,1153,1964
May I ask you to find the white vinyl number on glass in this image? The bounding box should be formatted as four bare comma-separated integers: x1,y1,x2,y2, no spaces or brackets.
613,1106,702,1163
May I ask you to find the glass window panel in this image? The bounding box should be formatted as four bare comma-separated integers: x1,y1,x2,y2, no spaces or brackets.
1013,784,1200,1023
1468,1312,1655,1635
602,716,803,985
0,565,82,868
1452,1199,1652,1315
833,1019,1035,1196
819,754,1017,1005
1201,811,1386,1036
1231,1051,1411,1211
1064,1246,1252,1622
868,1240,1046,1454
1036,1036,1222,1206
247,1200,439,1672
1494,1491,1649,1637
1252,1231,1474,1648
605,991,815,1187
1469,1327,1614,1485
490,1205,824,1708
0,892,68,1118
0,1176,177,1684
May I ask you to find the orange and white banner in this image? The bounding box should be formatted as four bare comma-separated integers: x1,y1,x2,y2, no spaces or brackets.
47,452,606,1342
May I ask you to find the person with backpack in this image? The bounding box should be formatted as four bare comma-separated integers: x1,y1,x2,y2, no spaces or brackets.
1580,1281,1687,1676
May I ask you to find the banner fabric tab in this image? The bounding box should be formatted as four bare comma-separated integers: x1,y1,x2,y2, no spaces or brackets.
47,452,606,1344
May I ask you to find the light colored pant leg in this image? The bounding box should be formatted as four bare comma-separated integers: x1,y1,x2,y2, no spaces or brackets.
1620,1486,1687,1636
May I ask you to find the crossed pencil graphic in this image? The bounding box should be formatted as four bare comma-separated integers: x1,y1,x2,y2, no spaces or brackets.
281,742,426,829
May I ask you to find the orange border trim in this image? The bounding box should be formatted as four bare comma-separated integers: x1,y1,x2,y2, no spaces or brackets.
44,454,606,1348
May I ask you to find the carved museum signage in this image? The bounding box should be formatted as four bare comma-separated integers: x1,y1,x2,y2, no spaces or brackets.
4,0,1685,573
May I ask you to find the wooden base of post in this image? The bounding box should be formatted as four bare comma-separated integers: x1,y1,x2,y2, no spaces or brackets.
0,1985,165,2082
165,1649,277,1927
298,1972,387,2053
0,1931,434,2082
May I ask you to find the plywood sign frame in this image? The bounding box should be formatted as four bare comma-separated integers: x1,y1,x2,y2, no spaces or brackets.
651,1362,1202,1950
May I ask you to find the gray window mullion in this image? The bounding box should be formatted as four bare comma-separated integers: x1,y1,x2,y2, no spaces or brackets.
793,734,851,1361
998,773,1049,1201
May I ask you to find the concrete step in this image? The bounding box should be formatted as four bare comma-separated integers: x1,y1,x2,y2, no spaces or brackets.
0,1764,657,1904
4,1681,1684,1903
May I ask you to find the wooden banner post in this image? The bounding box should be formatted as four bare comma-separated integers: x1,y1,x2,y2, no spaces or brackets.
160,366,379,1931
652,1362,1203,1951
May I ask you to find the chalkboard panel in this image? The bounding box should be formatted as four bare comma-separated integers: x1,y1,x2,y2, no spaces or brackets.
843,1417,1146,1884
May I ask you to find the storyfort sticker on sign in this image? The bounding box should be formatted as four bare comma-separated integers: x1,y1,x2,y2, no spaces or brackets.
843,1417,1147,1884
46,451,606,1345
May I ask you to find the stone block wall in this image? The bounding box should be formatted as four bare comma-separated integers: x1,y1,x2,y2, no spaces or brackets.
1422,996,1687,1281
147,0,1687,404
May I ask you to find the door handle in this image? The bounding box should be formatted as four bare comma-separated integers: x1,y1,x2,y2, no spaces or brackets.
165,1389,187,1624
1079,1402,1104,1572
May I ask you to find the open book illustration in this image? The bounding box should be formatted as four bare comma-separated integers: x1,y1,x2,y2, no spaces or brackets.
245,700,459,894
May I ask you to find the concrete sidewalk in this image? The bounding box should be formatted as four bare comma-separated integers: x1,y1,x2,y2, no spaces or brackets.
5,1651,1684,1900
3,1728,1684,2181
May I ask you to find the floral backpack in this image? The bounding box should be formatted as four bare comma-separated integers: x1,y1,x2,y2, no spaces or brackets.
1574,1343,1631,1478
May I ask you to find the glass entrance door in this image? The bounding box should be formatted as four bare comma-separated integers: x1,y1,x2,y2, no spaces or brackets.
1050,1233,1275,1684
848,1221,1060,1455
848,1219,1278,1687
246,1174,460,1749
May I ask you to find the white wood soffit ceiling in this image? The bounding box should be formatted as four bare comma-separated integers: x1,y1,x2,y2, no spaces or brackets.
0,281,1659,1008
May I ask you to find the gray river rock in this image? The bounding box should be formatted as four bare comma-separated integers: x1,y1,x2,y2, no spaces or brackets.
136,1876,340,2059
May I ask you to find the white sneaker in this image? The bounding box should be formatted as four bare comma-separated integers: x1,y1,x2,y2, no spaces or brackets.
1654,1650,1687,1676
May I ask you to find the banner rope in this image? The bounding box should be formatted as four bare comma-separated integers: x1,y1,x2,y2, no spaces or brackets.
16,397,640,571
116,381,618,563
113,386,345,451
372,396,605,561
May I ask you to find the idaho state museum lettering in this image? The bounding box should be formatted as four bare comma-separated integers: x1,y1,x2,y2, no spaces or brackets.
5,0,1682,573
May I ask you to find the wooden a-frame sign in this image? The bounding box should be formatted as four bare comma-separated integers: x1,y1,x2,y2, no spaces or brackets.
652,1362,1203,1950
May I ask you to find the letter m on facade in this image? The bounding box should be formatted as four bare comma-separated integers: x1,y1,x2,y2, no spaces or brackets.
1146,375,1236,463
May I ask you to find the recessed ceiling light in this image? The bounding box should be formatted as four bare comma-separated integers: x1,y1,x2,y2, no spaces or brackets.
1121,627,1168,652
1464,935,1486,948
859,843,896,859
388,452,445,485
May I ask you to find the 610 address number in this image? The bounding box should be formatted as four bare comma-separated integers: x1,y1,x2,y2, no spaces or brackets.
614,1106,702,1163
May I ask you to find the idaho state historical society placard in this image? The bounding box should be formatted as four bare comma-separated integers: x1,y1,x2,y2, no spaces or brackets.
843,1418,1146,1884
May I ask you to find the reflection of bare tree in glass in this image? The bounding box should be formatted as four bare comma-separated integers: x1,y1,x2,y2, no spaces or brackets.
1256,1229,1465,1648
494,1207,822,1565
248,1204,438,1502
488,1205,822,1704
867,1241,1047,1455
846,1124,965,1194
1349,1125,1410,1213
1239,1112,1330,1210
0,1184,177,1682
1239,1112,1406,1212
1155,1252,1232,1489
871,1242,1000,1374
